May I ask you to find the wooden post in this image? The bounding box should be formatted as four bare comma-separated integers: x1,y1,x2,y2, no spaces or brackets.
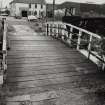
56,24,58,38
49,24,51,36
88,34,92,59
59,25,62,39
62,27,65,41
77,30,82,50
54,24,57,38
47,24,49,36
50,24,54,36
0,72,3,85
102,56,105,71
57,24,59,38
69,27,73,45
1,18,7,85
3,20,7,70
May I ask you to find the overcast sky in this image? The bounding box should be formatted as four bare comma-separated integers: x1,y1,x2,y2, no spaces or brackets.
0,0,105,7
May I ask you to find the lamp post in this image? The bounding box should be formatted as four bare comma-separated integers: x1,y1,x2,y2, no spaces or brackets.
53,0,55,22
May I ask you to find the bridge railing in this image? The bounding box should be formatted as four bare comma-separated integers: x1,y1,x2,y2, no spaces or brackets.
0,18,7,86
45,22,105,70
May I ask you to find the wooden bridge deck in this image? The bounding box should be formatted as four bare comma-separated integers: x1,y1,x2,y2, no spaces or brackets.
5,21,105,105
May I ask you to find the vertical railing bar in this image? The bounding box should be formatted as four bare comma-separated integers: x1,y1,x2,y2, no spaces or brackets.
69,27,73,45
77,30,82,50
57,24,59,39
47,24,49,36
88,34,92,59
49,24,51,36
51,24,53,36
62,25,65,41
102,55,105,70
58,24,61,39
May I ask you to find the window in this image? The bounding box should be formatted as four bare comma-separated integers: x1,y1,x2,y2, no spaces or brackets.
35,4,37,8
40,11,44,18
34,11,37,15
41,12,43,16
70,7,76,15
41,4,43,9
29,4,31,8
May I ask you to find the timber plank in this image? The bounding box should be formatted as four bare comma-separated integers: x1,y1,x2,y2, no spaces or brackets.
8,49,79,53
6,76,105,96
7,65,97,74
7,59,89,65
6,23,100,104
7,72,87,82
7,63,97,72
7,68,96,77
7,71,98,83
7,62,97,69
7,76,82,88
8,51,83,56
7,74,105,89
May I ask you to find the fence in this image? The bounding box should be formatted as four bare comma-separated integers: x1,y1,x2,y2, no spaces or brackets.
45,22,105,70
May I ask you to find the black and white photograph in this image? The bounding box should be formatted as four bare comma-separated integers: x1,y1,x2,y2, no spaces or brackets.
0,0,105,105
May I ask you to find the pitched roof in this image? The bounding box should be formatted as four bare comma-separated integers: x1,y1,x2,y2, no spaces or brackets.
10,0,46,4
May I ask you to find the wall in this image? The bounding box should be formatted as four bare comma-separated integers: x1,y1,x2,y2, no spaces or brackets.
29,4,46,17
10,3,16,16
10,2,46,17
15,3,28,16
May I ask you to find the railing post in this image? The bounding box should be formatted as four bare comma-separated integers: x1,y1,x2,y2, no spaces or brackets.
2,18,5,30
0,61,3,85
69,27,73,45
77,30,82,50
0,72,3,86
54,24,57,38
102,56,105,71
57,24,59,38
61,25,66,41
59,25,62,39
47,24,49,36
54,24,56,37
50,24,53,36
56,24,58,38
2,18,7,85
88,34,92,59
0,18,5,85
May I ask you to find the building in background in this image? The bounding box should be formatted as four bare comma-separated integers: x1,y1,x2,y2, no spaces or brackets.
9,0,46,18
0,7,10,16
46,2,80,18
46,1,105,18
